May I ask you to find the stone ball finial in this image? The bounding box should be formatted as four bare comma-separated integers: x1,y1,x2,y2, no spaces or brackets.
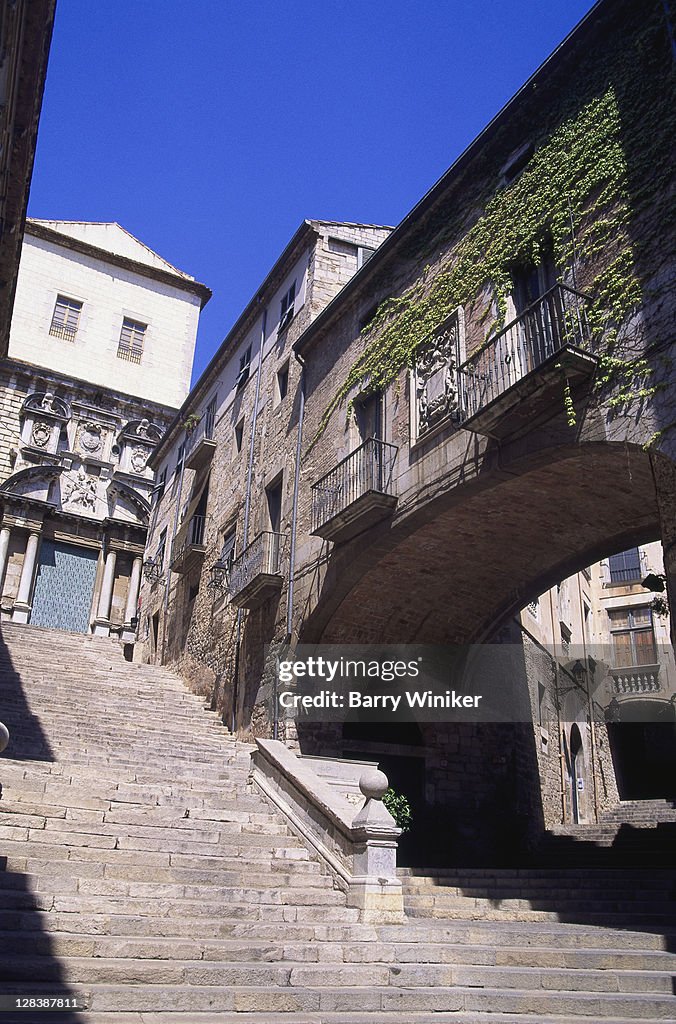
359,768,388,802
0,721,9,754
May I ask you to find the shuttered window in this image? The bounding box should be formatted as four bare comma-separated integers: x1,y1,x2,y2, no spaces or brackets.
608,607,657,667
50,296,82,341
117,317,147,363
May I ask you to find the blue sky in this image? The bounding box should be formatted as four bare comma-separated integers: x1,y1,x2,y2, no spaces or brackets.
28,0,596,383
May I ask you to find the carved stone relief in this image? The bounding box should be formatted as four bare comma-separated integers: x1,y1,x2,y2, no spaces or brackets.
130,446,150,474
31,421,53,449
77,421,106,456
62,466,99,514
414,314,460,437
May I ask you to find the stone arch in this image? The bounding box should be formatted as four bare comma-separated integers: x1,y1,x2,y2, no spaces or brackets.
300,441,668,647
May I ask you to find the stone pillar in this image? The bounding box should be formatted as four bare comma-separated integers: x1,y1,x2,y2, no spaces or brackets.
93,548,117,636
12,531,40,623
651,453,676,650
0,527,11,593
121,556,143,642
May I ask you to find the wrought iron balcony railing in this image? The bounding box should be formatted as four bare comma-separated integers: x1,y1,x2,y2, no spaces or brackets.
311,437,398,542
170,514,208,572
185,411,217,470
457,283,592,424
229,530,284,608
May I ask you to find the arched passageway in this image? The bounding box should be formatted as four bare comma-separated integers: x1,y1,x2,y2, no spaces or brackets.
301,442,666,646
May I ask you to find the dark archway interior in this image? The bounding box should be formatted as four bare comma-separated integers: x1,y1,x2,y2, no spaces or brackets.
297,442,672,863
609,701,676,800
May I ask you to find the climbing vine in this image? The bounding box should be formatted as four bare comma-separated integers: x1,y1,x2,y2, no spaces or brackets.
310,6,674,445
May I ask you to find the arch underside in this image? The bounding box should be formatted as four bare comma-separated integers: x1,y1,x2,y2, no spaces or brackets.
303,443,663,645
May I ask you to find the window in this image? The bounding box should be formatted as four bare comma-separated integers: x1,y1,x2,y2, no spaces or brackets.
354,390,383,443
527,598,539,619
279,282,296,333
220,529,236,573
236,346,251,390
608,547,642,585
118,317,147,363
266,477,283,534
204,395,217,439
176,442,185,476
234,418,244,455
50,295,82,341
560,624,571,657
357,246,376,269
153,467,167,504
276,360,289,403
157,528,167,570
537,682,546,726
609,607,657,667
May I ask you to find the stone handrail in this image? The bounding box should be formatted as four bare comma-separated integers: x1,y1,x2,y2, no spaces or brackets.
249,739,403,923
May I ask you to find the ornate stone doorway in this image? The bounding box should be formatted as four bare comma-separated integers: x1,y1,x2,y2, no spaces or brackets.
30,540,98,633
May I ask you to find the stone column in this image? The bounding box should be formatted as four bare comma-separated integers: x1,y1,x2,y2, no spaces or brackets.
122,556,143,642
12,531,40,623
93,548,117,636
0,527,11,593
651,452,676,650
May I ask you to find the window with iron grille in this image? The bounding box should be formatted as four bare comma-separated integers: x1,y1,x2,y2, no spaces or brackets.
117,317,147,363
608,547,642,585
50,295,82,341
608,606,657,667
279,281,296,333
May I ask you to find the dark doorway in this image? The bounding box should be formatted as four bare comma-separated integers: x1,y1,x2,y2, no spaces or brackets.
608,702,676,800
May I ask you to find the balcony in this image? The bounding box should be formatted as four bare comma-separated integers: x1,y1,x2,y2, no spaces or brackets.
311,437,398,543
229,531,284,609
611,665,661,696
170,514,207,573
457,284,596,438
185,415,216,472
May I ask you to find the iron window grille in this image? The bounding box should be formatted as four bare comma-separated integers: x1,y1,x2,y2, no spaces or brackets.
117,317,147,363
50,296,82,341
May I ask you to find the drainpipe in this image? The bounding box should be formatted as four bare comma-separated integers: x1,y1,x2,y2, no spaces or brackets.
231,307,267,734
160,442,186,664
275,352,306,742
576,571,600,822
286,352,306,641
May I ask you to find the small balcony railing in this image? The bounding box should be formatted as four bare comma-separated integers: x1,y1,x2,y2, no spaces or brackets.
457,284,594,432
171,514,208,572
229,530,284,609
611,665,661,696
185,414,217,471
311,437,398,543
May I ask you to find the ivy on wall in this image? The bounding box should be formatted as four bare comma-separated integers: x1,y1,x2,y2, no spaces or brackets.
311,6,673,444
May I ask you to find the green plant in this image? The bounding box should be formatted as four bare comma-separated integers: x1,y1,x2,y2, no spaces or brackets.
382,788,412,833
308,7,672,447
183,413,201,433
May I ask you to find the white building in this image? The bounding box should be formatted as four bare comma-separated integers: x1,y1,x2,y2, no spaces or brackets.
0,219,210,645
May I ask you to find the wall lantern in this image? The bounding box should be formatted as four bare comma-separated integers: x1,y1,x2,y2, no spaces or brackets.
207,560,229,593
142,556,164,585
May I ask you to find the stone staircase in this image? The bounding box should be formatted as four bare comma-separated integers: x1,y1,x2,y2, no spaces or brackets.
1,622,675,1023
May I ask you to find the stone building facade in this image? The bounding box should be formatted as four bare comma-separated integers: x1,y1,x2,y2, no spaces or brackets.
139,220,392,706
518,541,675,829
141,0,675,860
0,220,210,645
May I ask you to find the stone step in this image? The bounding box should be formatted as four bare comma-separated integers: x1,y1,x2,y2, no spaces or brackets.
0,931,673,971
0,956,674,995
0,982,672,1016
4,1014,671,1024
